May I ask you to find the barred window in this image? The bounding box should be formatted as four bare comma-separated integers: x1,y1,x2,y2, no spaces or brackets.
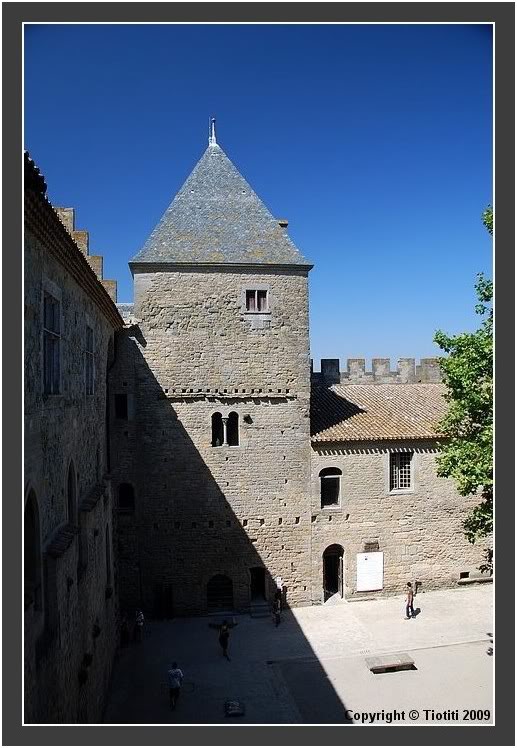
390,452,412,491
43,292,61,394
246,289,268,312
85,325,94,395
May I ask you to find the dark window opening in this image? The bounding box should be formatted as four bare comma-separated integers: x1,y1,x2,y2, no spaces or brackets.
212,412,223,447
115,394,128,420
320,467,341,508
67,461,77,524
246,289,268,312
227,411,239,446
24,491,42,610
118,483,135,511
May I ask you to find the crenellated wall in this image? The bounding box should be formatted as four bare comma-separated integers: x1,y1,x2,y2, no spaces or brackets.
54,207,118,303
311,357,442,385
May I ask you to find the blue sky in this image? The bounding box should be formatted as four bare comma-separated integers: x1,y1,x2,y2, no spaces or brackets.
24,23,492,365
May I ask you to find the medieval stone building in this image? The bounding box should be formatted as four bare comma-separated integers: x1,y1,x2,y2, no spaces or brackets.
24,153,122,723
24,128,487,721
108,125,485,617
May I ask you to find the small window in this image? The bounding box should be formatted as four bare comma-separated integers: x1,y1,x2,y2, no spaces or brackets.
85,325,94,395
43,292,61,394
212,412,223,447
390,452,413,491
227,412,239,446
320,467,341,508
118,483,135,511
115,394,128,420
246,289,268,312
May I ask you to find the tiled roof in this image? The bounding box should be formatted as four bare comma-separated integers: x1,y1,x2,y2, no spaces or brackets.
130,143,312,267
311,383,447,443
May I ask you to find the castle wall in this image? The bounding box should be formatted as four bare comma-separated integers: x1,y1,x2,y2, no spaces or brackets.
310,442,486,602
24,194,119,723
111,266,313,615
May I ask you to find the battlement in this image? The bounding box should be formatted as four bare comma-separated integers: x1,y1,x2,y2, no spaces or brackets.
54,207,118,303
311,358,442,385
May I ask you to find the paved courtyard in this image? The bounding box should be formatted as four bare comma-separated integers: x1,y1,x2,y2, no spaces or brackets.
104,585,493,725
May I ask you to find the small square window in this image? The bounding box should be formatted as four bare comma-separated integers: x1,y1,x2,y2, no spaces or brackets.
245,289,269,313
390,452,413,491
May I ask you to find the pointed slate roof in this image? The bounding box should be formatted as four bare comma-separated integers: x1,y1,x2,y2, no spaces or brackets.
131,142,312,267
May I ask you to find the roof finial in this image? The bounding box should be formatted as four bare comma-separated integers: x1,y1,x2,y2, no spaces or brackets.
209,117,217,146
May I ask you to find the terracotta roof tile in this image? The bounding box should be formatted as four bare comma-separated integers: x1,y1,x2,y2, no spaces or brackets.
311,383,447,443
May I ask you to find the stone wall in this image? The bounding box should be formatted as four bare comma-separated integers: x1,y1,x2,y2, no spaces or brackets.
310,441,486,602
24,189,120,723
110,266,314,615
311,358,442,385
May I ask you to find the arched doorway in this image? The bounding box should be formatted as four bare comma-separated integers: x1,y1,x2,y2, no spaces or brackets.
24,490,42,610
323,544,344,602
207,574,233,612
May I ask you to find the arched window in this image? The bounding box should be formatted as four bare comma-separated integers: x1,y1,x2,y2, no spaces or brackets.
67,460,77,525
207,574,233,612
105,524,112,584
319,467,342,508
211,412,223,447
24,490,42,610
227,412,239,447
118,482,135,511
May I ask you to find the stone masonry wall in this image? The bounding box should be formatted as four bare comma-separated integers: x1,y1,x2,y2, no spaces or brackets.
24,227,118,723
110,266,313,615
310,442,486,603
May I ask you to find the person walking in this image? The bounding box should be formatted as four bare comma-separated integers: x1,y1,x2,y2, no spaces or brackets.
404,583,415,620
167,662,184,710
218,620,230,660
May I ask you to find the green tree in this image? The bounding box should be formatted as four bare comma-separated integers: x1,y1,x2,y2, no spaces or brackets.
434,207,493,570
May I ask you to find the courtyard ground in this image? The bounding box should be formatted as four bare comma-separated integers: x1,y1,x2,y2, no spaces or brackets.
103,585,493,725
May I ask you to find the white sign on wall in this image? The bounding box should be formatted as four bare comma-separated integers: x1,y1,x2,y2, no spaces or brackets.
356,552,384,592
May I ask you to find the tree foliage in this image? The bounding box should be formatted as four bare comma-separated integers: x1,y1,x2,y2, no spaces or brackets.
433,207,493,564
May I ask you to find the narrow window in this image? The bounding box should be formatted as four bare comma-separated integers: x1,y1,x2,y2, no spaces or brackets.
390,452,413,491
227,411,239,446
211,412,223,447
67,461,77,525
320,467,341,508
118,483,135,511
245,289,269,312
43,292,61,394
85,325,94,395
24,491,42,611
115,394,128,420
105,524,112,584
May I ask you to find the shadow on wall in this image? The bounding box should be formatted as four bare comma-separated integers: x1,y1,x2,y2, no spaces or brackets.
109,328,352,724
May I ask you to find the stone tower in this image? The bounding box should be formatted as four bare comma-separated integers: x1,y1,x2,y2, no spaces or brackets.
111,124,314,615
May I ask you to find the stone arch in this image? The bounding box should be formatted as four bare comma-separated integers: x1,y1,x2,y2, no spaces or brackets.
211,412,223,447
207,574,233,612
322,544,344,602
24,488,42,610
